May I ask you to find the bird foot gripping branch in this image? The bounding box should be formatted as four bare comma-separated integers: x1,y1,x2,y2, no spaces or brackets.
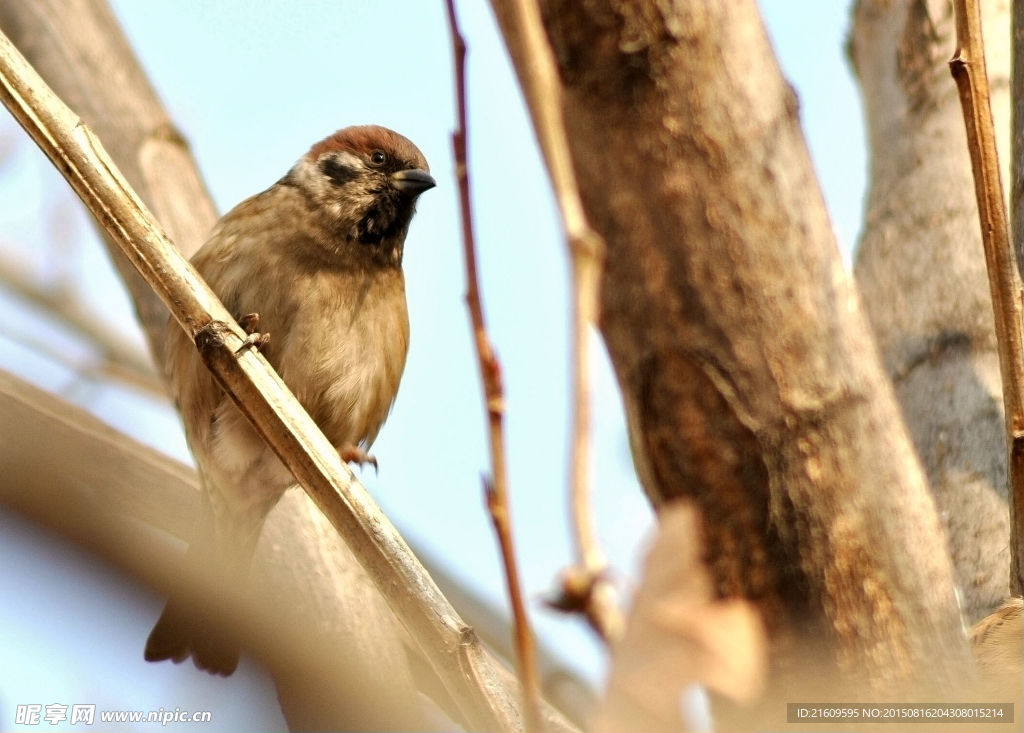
235,312,270,354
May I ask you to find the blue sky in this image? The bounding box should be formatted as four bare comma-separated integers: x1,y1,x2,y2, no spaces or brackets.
0,2,865,730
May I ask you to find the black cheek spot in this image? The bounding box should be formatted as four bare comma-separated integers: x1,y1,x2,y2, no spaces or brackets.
319,157,359,186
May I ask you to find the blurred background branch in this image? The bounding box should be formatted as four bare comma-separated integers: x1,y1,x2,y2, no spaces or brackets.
0,368,428,731
0,0,216,356
0,365,596,726
0,246,162,394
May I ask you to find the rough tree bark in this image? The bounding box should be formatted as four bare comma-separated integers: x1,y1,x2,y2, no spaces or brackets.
0,2,421,727
851,0,1012,625
512,0,973,720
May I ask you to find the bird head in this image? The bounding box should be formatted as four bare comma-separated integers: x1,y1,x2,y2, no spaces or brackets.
287,125,435,262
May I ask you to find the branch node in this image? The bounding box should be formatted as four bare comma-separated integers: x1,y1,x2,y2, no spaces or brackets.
544,565,624,644
193,319,231,352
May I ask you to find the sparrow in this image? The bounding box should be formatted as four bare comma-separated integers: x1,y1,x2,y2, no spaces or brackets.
145,125,435,675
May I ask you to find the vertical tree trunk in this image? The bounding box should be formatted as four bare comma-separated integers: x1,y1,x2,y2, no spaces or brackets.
850,0,1011,624
515,0,973,717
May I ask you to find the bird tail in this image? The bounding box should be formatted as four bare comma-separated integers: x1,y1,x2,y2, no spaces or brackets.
144,490,247,677
144,599,240,676
145,478,278,676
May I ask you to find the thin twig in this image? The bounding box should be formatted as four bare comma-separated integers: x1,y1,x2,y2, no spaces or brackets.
487,0,623,642
1008,0,1024,600
443,3,542,732
0,26,578,733
950,0,1024,597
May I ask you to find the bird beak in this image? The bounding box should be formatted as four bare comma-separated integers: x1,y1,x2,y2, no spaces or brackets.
391,168,436,196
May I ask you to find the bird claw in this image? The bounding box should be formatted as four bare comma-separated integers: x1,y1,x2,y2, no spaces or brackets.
235,313,270,354
340,445,378,474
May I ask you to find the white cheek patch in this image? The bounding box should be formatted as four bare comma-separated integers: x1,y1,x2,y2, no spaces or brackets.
333,151,362,170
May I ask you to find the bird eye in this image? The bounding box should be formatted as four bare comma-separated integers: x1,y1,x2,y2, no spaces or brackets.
369,150,388,167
